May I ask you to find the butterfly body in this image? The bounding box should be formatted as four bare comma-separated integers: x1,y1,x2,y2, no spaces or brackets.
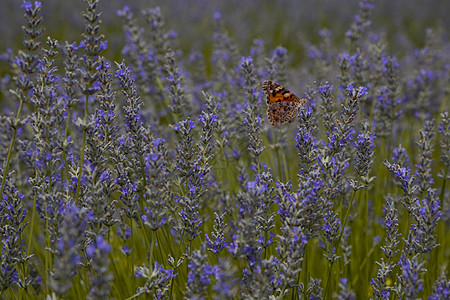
262,80,307,125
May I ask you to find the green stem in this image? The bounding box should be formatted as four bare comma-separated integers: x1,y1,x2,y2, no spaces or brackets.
138,155,147,211
0,99,24,196
61,110,71,185
149,230,155,266
323,190,357,299
275,147,283,180
109,246,123,299
359,188,369,298
19,260,26,299
220,144,234,192
324,261,335,300
169,269,175,299
137,213,150,256
155,230,165,261
131,219,136,294
436,166,448,279
264,230,268,260
255,157,262,175
25,192,38,275
74,95,89,204
350,243,377,286
44,196,50,295
280,145,290,181
302,244,309,300
336,190,357,252
439,167,448,205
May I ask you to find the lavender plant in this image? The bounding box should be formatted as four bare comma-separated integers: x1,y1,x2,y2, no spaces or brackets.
0,0,448,299
74,0,107,204
1,0,43,197
371,198,400,299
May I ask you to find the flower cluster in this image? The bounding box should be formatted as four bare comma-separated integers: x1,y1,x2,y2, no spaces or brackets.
0,1,448,299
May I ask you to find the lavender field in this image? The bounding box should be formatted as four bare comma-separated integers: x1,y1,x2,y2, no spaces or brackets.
0,0,449,299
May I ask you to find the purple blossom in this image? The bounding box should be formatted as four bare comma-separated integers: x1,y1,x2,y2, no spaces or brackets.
354,131,376,177
398,254,424,298
1,0,448,298
317,81,335,96
185,249,214,298
392,146,410,165
153,137,165,147
428,271,450,300
86,235,111,258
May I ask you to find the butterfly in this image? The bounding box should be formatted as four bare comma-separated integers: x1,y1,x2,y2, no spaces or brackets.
262,80,307,125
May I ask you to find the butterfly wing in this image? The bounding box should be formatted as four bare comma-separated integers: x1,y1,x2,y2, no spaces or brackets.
263,80,307,125
262,80,301,104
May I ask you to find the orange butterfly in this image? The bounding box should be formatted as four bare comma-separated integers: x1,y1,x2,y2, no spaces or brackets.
262,80,307,125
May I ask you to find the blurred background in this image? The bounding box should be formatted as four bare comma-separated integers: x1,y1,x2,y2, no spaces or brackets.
1,0,449,63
